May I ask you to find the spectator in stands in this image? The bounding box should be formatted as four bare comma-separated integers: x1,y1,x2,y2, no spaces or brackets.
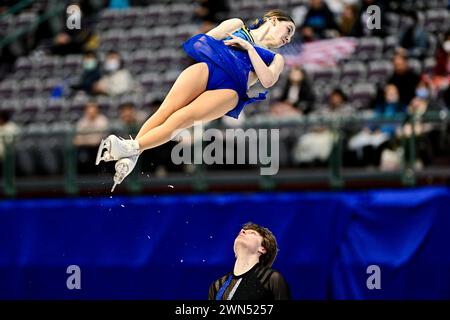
301,0,340,39
0,110,20,163
74,102,109,147
415,78,439,104
433,31,450,79
397,94,438,169
112,102,147,135
431,31,450,105
48,0,100,56
319,88,353,116
443,86,450,107
398,11,429,59
387,53,421,106
73,102,109,173
92,51,137,96
292,89,352,166
348,84,405,167
71,51,101,94
273,66,315,116
339,4,358,37
377,84,405,115
108,0,130,9
50,23,95,56
375,84,406,135
195,0,230,34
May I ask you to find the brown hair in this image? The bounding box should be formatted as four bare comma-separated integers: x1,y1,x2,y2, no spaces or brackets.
247,9,295,30
242,222,278,268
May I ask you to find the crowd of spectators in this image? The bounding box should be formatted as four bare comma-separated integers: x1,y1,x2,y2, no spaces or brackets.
0,0,449,177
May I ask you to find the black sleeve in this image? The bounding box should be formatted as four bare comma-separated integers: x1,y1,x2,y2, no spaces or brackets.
297,78,316,114
208,281,217,300
324,6,339,32
268,271,291,300
279,79,290,102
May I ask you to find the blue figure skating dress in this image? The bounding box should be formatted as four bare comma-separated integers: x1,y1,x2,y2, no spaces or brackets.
182,26,277,118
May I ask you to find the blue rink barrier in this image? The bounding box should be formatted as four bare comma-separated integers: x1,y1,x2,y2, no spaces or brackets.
1,186,450,300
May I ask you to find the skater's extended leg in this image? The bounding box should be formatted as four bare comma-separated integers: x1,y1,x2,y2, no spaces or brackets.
110,88,238,191
137,89,239,150
135,62,210,139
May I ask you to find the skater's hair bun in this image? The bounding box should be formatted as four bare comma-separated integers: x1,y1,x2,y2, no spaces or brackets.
247,9,295,30
242,222,278,268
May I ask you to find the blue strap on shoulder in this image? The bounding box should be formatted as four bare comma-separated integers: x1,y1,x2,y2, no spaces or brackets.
224,28,252,43
215,274,233,300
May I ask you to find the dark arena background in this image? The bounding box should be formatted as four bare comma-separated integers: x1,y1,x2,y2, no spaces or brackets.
1,0,450,310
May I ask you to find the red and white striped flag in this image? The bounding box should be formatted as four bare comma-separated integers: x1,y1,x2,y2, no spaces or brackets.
279,37,358,69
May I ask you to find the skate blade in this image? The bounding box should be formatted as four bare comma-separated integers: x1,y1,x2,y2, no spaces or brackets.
110,162,129,192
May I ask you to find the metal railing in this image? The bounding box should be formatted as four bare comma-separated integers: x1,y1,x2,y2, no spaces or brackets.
1,111,449,197
0,0,65,50
0,0,34,19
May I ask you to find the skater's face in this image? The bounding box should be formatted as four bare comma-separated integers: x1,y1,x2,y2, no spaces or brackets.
265,18,295,49
234,228,267,256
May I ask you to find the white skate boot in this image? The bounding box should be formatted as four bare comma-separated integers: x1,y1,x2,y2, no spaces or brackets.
96,135,140,165
111,154,139,192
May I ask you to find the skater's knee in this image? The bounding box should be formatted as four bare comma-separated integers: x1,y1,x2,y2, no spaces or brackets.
169,108,196,129
157,96,181,115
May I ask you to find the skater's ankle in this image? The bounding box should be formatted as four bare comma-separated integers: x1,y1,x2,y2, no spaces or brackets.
135,139,143,153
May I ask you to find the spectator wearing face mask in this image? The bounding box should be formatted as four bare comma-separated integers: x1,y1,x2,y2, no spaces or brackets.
71,51,101,94
92,50,137,96
414,79,436,103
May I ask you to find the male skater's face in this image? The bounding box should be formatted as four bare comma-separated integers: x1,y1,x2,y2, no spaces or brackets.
234,229,267,256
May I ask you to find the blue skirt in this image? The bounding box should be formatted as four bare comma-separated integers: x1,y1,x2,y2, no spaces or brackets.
182,33,269,119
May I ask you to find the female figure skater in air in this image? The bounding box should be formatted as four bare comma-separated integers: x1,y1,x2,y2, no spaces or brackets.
96,9,296,191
